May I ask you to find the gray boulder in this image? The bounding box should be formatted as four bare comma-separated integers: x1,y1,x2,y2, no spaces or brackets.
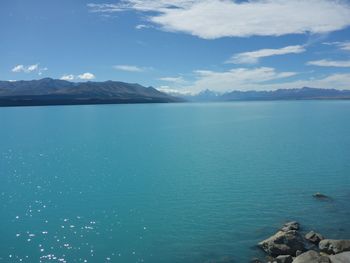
293,250,330,263
319,239,350,254
259,230,306,256
329,252,350,263
305,231,324,244
281,222,300,232
296,250,303,257
275,255,293,263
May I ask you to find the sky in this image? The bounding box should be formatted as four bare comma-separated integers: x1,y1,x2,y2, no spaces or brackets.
1,0,350,94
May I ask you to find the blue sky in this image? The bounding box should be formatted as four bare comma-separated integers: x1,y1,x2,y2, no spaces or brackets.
1,0,350,93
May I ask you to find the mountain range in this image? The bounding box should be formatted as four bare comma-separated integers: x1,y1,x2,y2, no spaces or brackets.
1,78,350,107
0,78,182,106
183,87,350,102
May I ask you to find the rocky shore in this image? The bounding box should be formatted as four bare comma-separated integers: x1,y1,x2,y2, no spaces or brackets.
254,221,350,263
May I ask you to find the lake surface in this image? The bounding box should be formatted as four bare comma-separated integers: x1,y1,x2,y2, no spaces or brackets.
1,101,350,263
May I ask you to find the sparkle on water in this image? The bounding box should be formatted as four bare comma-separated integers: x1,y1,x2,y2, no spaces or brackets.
0,101,350,262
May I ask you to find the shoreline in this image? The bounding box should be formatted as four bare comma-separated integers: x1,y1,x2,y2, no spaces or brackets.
251,193,350,263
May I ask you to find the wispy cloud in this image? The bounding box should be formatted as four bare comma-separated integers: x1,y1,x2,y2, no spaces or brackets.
135,24,150,30
323,41,350,51
184,67,297,93
307,59,350,67
227,45,306,64
12,64,47,75
113,65,146,72
340,42,350,51
88,0,350,39
87,3,122,13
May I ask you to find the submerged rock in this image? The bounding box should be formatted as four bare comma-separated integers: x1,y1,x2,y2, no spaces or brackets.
313,193,331,200
328,251,350,263
258,230,305,257
319,239,350,254
305,231,324,244
293,250,330,263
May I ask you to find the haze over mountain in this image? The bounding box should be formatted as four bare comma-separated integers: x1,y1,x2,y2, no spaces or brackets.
0,78,182,106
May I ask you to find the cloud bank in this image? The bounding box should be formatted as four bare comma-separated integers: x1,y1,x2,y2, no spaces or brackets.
168,67,350,93
88,0,350,39
183,67,296,93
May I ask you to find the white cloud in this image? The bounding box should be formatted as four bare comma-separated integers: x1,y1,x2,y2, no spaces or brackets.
113,65,145,72
227,45,306,64
60,74,75,81
159,76,186,84
12,65,25,73
135,24,150,30
157,86,192,95
12,64,48,75
12,64,44,74
88,0,350,39
307,59,350,67
27,64,39,72
59,73,96,81
78,72,96,80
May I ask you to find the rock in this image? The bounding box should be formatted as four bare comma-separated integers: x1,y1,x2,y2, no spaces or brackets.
329,252,350,263
319,239,350,254
313,193,331,200
275,255,293,263
305,231,324,244
293,250,330,263
250,258,263,263
296,250,303,257
281,222,300,232
203,256,235,263
258,230,306,256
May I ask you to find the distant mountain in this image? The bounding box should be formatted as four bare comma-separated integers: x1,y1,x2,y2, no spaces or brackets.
184,87,350,102
184,89,221,102
2,80,349,107
0,78,183,106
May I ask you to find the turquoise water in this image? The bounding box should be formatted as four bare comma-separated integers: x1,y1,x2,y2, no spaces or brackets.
1,101,350,263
